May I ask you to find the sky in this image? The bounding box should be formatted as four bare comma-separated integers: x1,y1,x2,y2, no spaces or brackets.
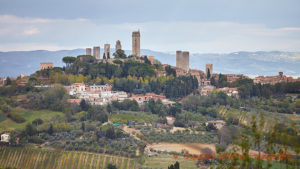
0,0,300,53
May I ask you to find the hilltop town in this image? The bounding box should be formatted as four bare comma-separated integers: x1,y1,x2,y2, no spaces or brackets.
1,31,299,106
0,30,299,169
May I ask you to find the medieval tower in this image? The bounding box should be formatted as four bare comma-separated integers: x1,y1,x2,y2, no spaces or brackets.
176,50,189,72
104,44,110,59
86,48,92,55
115,40,122,51
132,31,140,57
93,46,100,60
206,64,213,77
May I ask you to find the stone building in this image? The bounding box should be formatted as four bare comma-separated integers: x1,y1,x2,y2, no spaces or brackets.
93,46,100,60
40,62,53,70
129,93,166,104
148,56,155,64
224,74,249,83
86,48,92,55
104,44,110,59
1,133,10,142
253,72,296,84
115,40,122,51
132,31,141,57
206,64,213,77
176,50,189,72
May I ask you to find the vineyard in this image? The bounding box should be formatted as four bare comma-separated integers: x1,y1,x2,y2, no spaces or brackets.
0,147,136,169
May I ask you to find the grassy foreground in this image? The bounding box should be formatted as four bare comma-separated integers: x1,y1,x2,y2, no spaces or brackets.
0,147,136,169
0,108,63,132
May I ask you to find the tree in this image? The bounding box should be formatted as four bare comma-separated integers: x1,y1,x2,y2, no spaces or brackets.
113,49,127,59
80,99,89,111
81,122,85,131
62,56,76,68
106,164,117,169
5,77,12,86
168,161,180,169
106,104,112,114
32,118,43,127
207,69,211,79
25,123,37,136
48,124,54,135
165,65,176,77
206,123,217,131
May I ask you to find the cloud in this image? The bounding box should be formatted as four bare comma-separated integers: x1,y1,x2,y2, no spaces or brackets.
0,15,300,53
0,15,87,24
23,27,39,35
0,15,51,23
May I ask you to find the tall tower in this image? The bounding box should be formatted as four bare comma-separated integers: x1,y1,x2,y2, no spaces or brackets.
93,46,100,60
176,50,189,72
104,44,110,59
86,48,92,55
115,40,122,51
132,31,140,57
206,64,213,76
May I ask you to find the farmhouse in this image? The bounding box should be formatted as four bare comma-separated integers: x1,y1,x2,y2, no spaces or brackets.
1,133,10,142
205,120,226,130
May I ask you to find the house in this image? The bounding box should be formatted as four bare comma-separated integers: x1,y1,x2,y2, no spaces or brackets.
200,85,215,96
205,120,226,130
69,83,86,95
67,99,82,104
89,84,112,93
1,133,10,142
129,93,166,104
216,87,239,97
0,78,6,86
161,99,176,106
166,116,176,125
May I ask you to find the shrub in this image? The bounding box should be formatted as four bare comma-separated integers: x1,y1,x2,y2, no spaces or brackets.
28,136,43,144
7,112,26,123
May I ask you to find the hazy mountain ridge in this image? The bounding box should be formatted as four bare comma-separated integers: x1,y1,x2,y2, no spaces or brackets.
0,49,299,77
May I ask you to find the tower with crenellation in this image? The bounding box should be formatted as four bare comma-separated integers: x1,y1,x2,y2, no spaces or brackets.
132,31,140,57
176,50,189,72
115,40,122,51
104,44,110,59
206,64,213,77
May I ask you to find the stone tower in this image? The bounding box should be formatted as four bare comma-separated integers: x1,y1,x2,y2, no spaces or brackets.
148,56,155,64
86,48,92,55
104,44,110,59
206,64,213,76
132,31,140,57
115,40,122,51
176,50,189,71
93,46,100,60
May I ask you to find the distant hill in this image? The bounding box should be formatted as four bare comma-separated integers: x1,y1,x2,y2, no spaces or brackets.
0,49,299,77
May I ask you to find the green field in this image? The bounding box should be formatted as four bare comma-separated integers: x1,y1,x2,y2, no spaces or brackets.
217,106,294,131
0,147,136,169
0,113,7,123
0,108,64,132
109,111,160,124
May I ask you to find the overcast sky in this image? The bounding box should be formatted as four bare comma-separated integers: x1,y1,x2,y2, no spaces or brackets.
0,0,300,53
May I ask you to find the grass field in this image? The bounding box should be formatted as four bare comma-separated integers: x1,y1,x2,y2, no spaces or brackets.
0,108,64,132
140,154,202,169
0,113,7,123
217,106,294,131
0,147,136,169
109,111,160,124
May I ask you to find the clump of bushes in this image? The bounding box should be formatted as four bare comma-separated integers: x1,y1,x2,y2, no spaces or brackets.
7,112,26,123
